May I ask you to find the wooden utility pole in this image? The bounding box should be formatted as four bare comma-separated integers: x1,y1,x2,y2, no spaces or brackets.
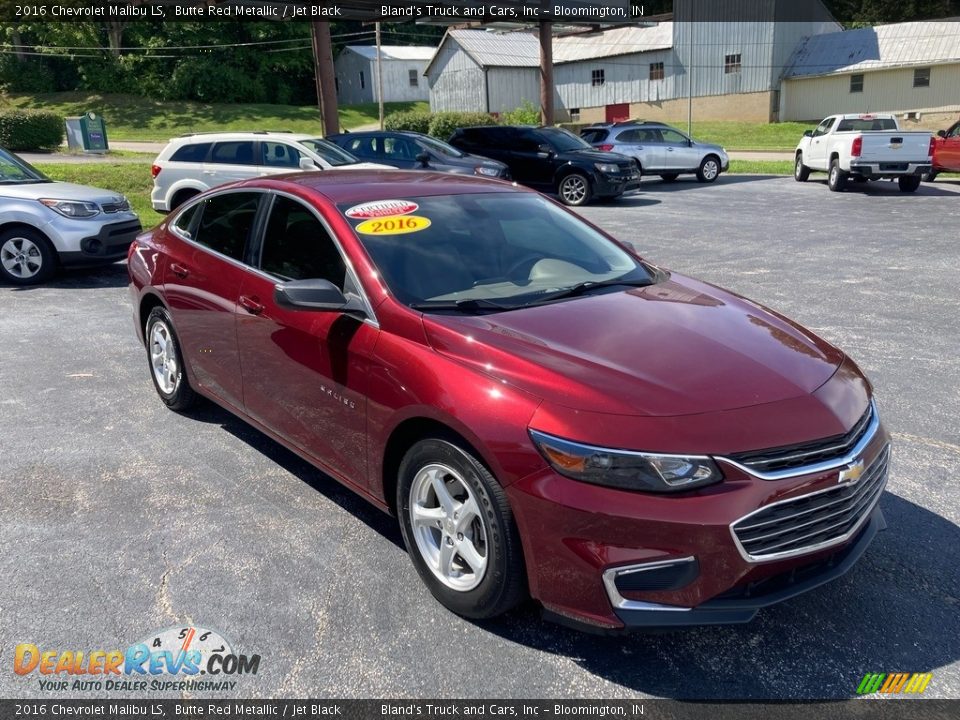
310,21,340,137
376,23,385,130
539,23,554,126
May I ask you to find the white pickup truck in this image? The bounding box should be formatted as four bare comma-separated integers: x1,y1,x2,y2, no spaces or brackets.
794,114,934,192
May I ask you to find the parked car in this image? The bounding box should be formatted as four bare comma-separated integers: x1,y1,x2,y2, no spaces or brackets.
447,125,638,206
129,170,889,631
581,121,729,183
794,114,934,192
924,120,960,181
327,131,510,179
150,131,393,212
0,146,141,285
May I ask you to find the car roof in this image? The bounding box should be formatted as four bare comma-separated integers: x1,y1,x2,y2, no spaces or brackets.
585,121,669,130
168,131,321,144
248,170,524,205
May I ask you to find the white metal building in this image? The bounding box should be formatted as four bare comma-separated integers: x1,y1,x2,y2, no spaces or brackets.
425,0,840,123
781,20,960,124
334,45,435,106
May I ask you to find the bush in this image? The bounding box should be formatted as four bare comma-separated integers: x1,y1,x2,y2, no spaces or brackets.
500,100,541,126
0,110,64,150
427,111,498,140
384,110,432,135
0,57,57,93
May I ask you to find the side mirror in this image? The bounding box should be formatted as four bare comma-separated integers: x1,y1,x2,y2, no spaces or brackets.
937,129,947,138
803,130,814,138
299,157,318,170
537,143,554,157
415,151,431,166
274,278,365,315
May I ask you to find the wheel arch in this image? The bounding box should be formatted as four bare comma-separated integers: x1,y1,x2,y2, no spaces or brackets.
380,416,497,517
0,221,52,243
138,291,168,343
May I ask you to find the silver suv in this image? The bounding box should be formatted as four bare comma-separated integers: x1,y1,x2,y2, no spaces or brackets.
581,122,729,184
0,146,141,285
150,131,393,212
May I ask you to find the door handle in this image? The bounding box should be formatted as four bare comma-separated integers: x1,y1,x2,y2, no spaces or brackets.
169,262,190,279
239,295,265,315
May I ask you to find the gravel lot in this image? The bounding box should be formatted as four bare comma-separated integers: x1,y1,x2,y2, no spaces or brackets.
1,174,958,700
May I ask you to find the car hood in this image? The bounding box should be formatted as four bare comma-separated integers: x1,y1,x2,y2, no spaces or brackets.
422,273,844,417
464,153,508,169
0,181,126,204
695,141,726,154
565,148,633,164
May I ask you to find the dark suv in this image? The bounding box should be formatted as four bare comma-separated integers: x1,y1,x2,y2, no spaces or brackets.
448,126,638,206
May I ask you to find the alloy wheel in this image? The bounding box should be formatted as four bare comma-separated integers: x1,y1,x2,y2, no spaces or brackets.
150,321,179,395
702,159,719,181
560,175,588,204
0,237,43,280
409,463,488,592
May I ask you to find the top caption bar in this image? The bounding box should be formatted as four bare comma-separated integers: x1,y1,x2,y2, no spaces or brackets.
1,0,904,23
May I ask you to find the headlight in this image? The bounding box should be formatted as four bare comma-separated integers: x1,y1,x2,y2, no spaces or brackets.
529,429,723,493
39,199,100,218
594,162,619,174
475,166,501,177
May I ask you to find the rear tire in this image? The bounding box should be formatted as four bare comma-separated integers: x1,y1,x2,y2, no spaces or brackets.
922,170,938,183
145,306,198,411
397,438,526,619
898,175,921,193
0,227,56,286
828,159,847,192
696,155,721,183
557,172,592,206
794,154,810,182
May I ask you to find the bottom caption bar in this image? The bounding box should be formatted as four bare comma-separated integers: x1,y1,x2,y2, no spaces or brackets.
1,700,956,720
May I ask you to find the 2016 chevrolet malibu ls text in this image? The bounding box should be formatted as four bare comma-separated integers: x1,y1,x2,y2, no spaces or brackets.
128,171,890,631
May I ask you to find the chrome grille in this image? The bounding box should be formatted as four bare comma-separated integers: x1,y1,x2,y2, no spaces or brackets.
729,403,874,475
731,445,889,562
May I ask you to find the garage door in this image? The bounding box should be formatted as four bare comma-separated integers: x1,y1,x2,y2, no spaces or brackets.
605,103,630,123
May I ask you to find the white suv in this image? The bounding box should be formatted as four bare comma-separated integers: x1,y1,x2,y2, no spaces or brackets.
150,131,393,212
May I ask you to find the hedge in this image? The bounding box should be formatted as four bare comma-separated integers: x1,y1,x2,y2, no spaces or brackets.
0,110,64,151
427,111,499,141
384,110,432,135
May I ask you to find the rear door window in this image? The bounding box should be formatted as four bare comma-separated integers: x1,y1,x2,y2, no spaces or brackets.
208,141,256,166
191,191,262,261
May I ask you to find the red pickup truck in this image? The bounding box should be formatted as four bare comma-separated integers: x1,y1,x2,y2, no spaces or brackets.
925,120,960,181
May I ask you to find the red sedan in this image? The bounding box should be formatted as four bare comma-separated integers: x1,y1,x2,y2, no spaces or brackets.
926,120,960,181
128,171,890,631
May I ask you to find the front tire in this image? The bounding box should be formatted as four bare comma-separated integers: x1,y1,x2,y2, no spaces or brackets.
898,175,921,193
0,228,56,285
397,438,526,619
696,155,721,183
145,306,198,411
794,153,810,182
557,172,592,206
828,159,847,192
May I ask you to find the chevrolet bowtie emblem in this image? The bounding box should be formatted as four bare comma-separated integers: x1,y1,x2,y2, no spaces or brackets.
839,459,865,484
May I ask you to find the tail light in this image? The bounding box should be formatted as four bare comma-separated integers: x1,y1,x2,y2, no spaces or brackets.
597,144,615,152
929,136,936,157
851,137,863,157
151,164,162,179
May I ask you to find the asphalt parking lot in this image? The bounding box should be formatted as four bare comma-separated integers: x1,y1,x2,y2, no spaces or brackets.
1,174,959,700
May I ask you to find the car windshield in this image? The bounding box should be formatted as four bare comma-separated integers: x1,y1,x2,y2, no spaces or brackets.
340,192,655,311
416,135,465,159
0,147,51,184
299,138,361,167
542,128,594,152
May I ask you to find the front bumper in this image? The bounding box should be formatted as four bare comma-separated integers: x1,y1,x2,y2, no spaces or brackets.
595,170,641,196
508,415,890,631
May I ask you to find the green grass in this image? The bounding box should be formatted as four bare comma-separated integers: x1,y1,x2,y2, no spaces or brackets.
728,159,795,175
688,121,813,151
4,93,429,142
34,162,158,226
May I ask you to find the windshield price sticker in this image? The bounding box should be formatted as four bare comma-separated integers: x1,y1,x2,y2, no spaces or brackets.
355,215,431,236
345,200,419,219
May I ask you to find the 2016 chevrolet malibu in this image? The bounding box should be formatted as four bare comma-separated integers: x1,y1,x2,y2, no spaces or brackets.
128,170,890,631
